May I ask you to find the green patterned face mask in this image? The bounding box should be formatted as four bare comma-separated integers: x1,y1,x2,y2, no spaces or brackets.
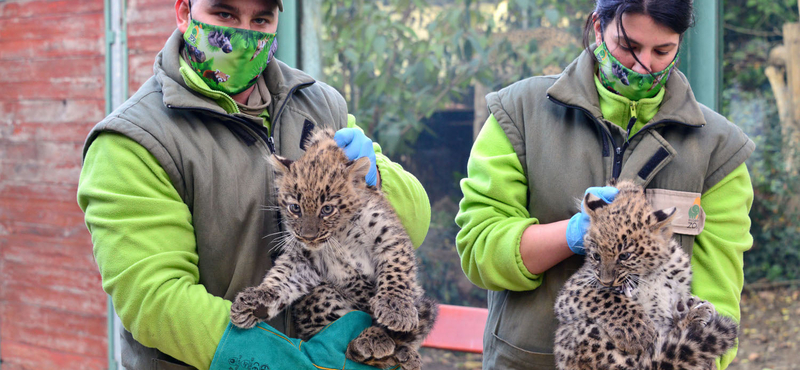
594,41,678,101
183,16,277,95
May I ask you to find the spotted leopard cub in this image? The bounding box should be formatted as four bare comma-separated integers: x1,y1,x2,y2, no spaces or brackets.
554,180,738,370
230,128,437,370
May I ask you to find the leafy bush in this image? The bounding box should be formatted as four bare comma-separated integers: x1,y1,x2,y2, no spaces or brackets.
725,86,800,282
321,0,587,156
321,0,495,155
722,0,800,282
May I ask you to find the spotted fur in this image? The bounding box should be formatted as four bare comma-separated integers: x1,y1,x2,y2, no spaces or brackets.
230,129,437,370
554,180,738,370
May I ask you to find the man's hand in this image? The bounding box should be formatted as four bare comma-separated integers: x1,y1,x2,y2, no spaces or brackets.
565,186,619,255
334,128,378,186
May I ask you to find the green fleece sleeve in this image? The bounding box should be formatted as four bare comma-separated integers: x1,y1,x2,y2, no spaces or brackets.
347,114,431,248
691,163,753,370
77,133,229,370
455,114,541,292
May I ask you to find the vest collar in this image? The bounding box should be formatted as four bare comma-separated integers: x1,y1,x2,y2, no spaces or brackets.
546,47,706,128
155,29,316,115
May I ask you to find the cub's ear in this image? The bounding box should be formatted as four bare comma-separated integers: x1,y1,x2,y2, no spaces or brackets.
347,157,371,184
650,207,676,237
584,192,610,218
269,154,293,177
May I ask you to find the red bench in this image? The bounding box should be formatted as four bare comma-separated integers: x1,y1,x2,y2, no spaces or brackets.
421,304,488,353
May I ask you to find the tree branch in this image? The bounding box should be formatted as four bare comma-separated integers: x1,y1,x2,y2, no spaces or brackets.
723,23,782,37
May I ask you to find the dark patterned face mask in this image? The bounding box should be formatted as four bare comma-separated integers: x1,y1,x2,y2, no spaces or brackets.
594,41,678,101
183,13,277,95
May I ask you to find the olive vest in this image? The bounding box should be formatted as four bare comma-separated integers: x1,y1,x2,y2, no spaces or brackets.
82,30,348,370
482,50,754,369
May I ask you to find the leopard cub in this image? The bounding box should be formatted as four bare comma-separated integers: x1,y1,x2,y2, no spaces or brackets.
554,180,738,370
230,128,437,370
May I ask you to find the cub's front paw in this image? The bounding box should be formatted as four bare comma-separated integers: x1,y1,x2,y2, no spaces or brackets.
371,295,418,332
674,296,714,331
230,287,278,329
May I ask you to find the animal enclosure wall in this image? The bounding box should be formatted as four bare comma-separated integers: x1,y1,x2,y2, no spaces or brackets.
0,0,176,368
0,1,108,369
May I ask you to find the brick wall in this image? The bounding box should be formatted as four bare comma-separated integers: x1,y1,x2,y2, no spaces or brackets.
0,0,108,369
0,0,174,369
128,0,175,93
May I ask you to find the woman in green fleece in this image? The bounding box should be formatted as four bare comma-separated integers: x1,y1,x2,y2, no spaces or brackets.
77,0,430,369
455,1,754,369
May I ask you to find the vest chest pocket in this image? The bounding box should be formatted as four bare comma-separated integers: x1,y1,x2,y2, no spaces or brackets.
645,188,705,236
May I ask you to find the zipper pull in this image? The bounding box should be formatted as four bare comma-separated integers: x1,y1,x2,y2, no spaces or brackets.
626,101,638,139
267,137,276,154
613,146,624,179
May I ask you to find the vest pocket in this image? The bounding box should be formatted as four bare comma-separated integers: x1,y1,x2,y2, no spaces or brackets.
485,332,556,370
484,290,557,370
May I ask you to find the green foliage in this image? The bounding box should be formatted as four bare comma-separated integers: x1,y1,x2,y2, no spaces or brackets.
320,0,587,156
723,0,798,33
742,115,800,282
321,0,491,155
722,0,797,93
417,201,487,307
721,0,800,282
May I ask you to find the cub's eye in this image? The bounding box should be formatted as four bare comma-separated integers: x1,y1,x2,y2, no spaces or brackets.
619,252,631,261
592,253,601,261
288,204,301,215
320,205,335,216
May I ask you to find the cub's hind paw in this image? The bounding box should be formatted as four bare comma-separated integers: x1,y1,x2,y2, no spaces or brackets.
347,326,396,362
395,345,422,370
230,287,278,329
372,295,419,332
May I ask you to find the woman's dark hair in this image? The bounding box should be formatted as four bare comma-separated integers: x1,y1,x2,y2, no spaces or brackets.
582,0,694,72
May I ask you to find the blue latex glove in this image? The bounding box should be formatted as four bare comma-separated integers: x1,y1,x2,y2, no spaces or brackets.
566,186,619,255
210,311,394,370
334,128,378,186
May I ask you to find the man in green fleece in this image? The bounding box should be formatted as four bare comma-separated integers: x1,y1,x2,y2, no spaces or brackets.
77,1,430,369
456,1,753,369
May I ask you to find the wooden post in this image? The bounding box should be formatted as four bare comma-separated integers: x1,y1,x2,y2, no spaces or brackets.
782,23,800,176
784,23,800,126
766,45,792,134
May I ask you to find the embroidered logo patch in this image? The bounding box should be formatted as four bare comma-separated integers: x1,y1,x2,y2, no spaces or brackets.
687,197,702,231
645,189,705,236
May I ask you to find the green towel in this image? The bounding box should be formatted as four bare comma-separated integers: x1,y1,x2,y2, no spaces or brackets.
210,311,399,370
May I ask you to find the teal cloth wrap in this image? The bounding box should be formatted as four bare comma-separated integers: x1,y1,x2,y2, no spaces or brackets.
210,311,398,370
